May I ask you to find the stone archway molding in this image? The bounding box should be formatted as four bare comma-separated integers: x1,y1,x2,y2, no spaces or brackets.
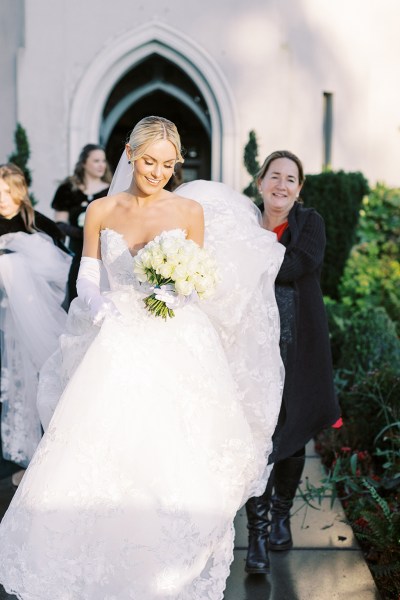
69,20,239,186
100,80,212,144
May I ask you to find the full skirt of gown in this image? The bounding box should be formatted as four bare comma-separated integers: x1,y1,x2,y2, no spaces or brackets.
0,181,285,599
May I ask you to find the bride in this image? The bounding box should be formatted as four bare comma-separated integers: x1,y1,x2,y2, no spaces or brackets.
0,116,285,599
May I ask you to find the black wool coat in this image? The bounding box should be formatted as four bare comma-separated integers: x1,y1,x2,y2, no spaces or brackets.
0,211,67,249
270,202,341,462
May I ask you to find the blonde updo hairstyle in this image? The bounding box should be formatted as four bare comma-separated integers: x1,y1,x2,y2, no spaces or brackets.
127,116,184,164
0,163,35,231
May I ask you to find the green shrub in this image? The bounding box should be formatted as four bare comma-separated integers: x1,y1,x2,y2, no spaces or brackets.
325,301,400,374
339,185,400,332
318,185,400,600
357,184,400,247
354,482,400,600
336,307,400,377
301,170,369,298
324,301,400,457
335,368,400,458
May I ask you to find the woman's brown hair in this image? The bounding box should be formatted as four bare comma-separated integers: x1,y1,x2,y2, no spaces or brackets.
68,144,112,191
0,163,35,231
257,150,305,185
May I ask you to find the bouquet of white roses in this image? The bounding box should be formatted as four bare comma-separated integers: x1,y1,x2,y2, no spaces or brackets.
133,229,219,319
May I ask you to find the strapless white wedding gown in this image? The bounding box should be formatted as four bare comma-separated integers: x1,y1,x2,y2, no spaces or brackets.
0,181,285,600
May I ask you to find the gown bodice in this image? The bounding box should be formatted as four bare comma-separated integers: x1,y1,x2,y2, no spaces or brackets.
100,228,140,292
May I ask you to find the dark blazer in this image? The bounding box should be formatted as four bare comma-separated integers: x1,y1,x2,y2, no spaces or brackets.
271,202,340,462
51,182,109,302
0,210,68,251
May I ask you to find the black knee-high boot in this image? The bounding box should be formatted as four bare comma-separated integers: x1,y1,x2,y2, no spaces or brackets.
244,475,273,573
268,453,305,551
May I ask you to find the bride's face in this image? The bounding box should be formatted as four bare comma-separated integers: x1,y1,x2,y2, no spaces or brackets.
131,139,176,195
0,178,21,219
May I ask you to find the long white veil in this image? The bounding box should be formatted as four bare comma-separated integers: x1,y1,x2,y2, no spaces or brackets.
175,180,285,499
107,151,132,196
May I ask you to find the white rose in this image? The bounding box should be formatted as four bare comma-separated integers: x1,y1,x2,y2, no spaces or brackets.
185,258,201,276
139,250,153,269
161,237,183,255
153,232,184,262
175,279,194,296
158,262,174,278
161,229,185,241
133,263,148,283
150,250,164,269
172,264,189,281
164,253,180,269
193,274,213,293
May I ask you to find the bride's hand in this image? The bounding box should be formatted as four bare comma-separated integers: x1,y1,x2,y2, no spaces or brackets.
89,296,121,326
154,285,199,310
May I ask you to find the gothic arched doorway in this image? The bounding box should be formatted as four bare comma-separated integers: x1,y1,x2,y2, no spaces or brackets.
100,54,211,183
69,22,239,186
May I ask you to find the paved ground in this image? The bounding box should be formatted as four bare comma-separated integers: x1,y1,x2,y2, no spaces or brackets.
224,442,381,600
0,442,381,599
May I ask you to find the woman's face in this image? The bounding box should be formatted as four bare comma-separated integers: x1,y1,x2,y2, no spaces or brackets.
129,139,176,195
83,149,107,179
259,157,303,215
0,178,21,218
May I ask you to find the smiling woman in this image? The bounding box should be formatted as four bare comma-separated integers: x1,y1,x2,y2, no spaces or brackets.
51,144,112,304
0,116,285,600
245,149,340,574
81,116,204,260
126,142,178,198
258,151,304,228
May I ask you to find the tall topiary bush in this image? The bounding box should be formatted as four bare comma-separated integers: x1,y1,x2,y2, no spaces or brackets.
242,130,262,206
301,170,369,298
7,123,37,205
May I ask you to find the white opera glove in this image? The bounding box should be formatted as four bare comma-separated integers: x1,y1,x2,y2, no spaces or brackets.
154,284,199,310
76,257,120,325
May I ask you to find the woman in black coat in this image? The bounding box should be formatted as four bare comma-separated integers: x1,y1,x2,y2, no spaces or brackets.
51,144,112,304
245,150,341,574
